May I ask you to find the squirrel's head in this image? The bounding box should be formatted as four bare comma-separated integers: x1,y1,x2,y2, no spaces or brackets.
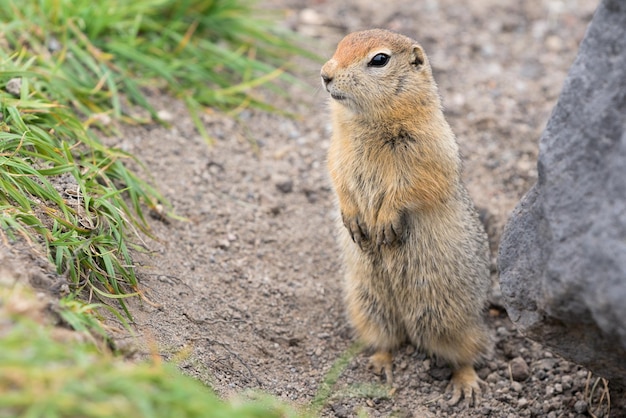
321,29,438,118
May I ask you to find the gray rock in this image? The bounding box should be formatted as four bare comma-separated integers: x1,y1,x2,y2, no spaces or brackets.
498,0,626,388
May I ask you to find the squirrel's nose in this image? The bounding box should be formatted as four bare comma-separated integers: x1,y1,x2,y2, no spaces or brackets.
321,73,333,86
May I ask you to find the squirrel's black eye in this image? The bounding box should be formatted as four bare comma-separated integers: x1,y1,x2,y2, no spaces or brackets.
368,53,390,67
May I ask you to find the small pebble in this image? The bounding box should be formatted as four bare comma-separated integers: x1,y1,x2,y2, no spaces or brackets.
574,400,588,414
299,8,324,25
6,77,21,96
486,371,499,383
561,375,573,389
275,178,294,194
480,406,492,415
510,356,530,381
330,403,349,418
47,36,62,52
495,381,508,390
511,381,523,392
157,110,174,122
496,326,510,337
538,358,558,371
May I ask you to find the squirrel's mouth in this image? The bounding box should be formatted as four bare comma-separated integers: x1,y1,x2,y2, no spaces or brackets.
330,93,346,101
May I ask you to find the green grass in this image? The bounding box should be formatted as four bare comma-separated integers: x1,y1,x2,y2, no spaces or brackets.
0,283,306,418
2,0,309,126
307,342,391,417
0,0,312,315
0,72,158,317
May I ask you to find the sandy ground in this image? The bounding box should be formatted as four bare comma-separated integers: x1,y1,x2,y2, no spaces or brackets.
5,0,625,416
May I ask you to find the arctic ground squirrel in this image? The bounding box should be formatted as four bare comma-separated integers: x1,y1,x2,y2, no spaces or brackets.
321,28,491,406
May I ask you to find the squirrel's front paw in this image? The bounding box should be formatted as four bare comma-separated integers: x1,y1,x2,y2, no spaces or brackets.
342,212,369,248
374,212,406,246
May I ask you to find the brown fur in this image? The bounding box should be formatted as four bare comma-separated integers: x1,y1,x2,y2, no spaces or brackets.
321,29,492,406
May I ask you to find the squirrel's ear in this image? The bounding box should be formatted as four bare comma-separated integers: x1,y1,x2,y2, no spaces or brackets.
411,45,425,68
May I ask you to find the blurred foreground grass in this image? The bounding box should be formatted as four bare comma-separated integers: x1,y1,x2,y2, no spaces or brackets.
0,0,310,314
0,281,385,418
0,283,305,418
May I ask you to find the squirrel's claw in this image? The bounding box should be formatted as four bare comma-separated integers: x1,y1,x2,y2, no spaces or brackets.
375,212,406,247
342,213,369,248
376,223,398,246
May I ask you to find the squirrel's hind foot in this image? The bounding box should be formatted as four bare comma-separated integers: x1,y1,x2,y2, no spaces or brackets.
446,364,484,407
367,350,394,385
